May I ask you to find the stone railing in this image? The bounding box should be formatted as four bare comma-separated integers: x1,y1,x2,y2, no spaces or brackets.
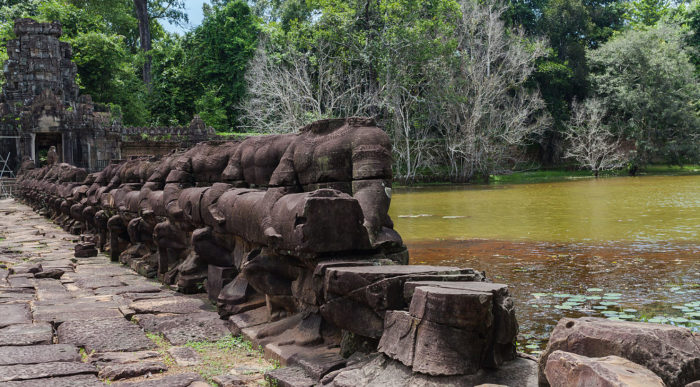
15,117,530,386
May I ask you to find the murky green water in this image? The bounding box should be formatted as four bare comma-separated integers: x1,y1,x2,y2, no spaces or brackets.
390,175,700,353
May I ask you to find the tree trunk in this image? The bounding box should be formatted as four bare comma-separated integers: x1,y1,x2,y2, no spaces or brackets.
134,0,152,88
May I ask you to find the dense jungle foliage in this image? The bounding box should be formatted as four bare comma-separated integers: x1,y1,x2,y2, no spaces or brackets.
1,0,698,181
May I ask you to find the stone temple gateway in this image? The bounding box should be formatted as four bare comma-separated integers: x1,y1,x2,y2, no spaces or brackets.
0,19,120,171
0,19,214,173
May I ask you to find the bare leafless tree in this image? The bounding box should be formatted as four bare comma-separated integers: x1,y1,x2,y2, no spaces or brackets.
564,98,628,176
239,39,380,133
430,0,550,182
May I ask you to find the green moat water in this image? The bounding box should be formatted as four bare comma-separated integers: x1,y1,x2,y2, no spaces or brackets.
389,175,700,353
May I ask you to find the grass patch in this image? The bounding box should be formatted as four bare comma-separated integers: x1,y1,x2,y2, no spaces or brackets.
145,333,277,386
490,164,700,185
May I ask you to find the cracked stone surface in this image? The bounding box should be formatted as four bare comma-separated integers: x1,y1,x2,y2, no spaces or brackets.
58,317,156,353
0,323,53,346
0,362,97,382
0,344,81,365
0,199,243,385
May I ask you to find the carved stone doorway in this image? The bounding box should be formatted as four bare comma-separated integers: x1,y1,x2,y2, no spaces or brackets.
34,132,62,166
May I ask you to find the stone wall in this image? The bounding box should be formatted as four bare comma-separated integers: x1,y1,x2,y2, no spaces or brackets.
120,116,216,158
15,117,532,386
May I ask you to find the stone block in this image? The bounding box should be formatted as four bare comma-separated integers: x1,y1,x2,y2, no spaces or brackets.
0,344,80,365
0,323,53,346
408,285,492,330
0,304,32,328
538,317,700,387
57,317,155,353
377,310,418,367
544,350,665,387
0,362,97,382
74,242,97,258
265,366,316,387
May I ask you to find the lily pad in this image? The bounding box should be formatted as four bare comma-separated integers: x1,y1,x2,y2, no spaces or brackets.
586,288,603,292
600,301,619,306
623,309,637,313
553,293,573,298
603,293,622,299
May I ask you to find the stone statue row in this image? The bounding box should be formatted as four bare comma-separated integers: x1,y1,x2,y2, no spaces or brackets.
16,117,520,382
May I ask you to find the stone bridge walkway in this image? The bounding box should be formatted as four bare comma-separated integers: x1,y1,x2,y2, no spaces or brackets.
0,199,273,386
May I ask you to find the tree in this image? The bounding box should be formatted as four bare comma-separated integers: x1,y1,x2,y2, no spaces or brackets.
132,0,187,86
431,0,550,181
627,0,669,27
563,98,627,176
147,33,198,125
588,23,700,166
70,31,149,125
189,0,259,130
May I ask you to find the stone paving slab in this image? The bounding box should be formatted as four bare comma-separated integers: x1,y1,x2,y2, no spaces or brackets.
58,317,156,353
0,303,32,328
129,296,212,314
0,374,105,387
111,372,204,387
0,361,97,382
134,312,232,345
0,323,53,346
0,200,250,385
0,344,81,365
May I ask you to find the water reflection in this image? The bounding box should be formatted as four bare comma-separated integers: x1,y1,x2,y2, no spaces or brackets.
390,175,700,243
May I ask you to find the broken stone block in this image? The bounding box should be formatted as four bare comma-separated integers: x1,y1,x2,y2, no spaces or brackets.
405,281,517,367
74,242,97,258
538,317,700,387
320,265,476,338
265,366,316,387
377,311,418,367
544,351,665,387
408,285,492,331
378,310,487,376
289,351,348,380
34,268,65,279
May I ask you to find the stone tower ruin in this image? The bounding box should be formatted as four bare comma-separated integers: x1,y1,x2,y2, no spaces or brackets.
0,18,121,171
